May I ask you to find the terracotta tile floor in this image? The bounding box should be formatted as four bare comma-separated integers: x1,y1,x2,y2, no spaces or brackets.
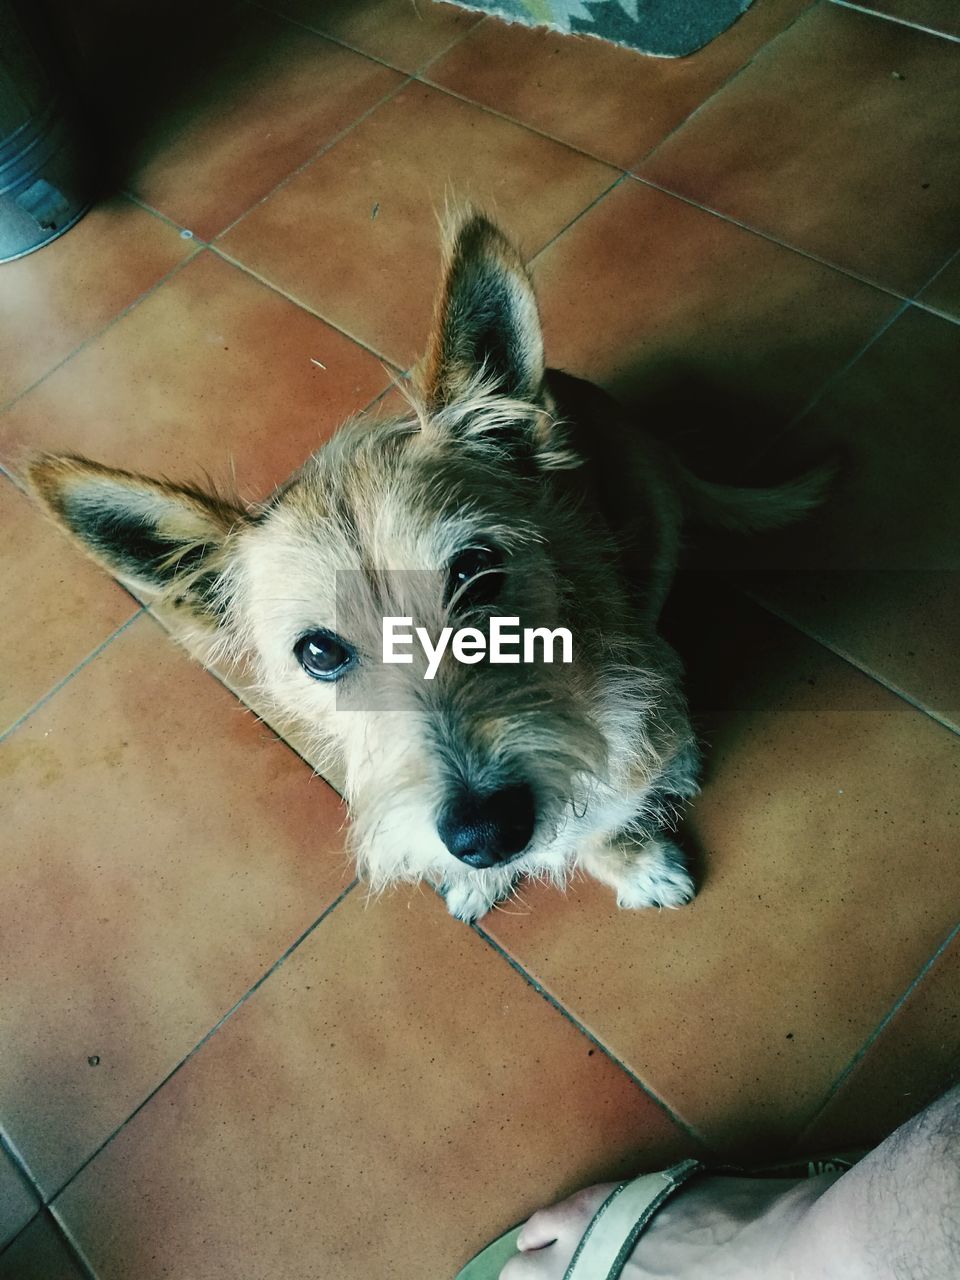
1,1,957,1275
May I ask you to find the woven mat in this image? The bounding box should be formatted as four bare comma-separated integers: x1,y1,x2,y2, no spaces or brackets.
445,0,755,57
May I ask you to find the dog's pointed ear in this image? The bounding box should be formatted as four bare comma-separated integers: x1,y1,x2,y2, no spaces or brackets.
418,212,545,409
27,455,247,608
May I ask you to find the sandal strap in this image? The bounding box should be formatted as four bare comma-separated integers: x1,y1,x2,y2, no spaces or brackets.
563,1159,703,1280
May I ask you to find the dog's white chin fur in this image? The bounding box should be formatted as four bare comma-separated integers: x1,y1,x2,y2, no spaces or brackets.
345,764,697,923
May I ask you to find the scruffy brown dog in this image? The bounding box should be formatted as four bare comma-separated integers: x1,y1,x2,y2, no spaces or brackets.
29,213,826,922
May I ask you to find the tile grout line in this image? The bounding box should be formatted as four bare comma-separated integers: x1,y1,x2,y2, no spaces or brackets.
0,461,25,493
210,75,414,244
45,879,360,1209
910,245,960,299
733,253,957,709
0,1205,97,1279
48,1207,99,1280
254,1,489,77
0,610,146,745
415,13,490,76
471,920,710,1150
0,1127,44,1249
249,0,418,73
631,173,915,307
44,1211,98,1280
207,245,408,374
829,0,960,42
911,295,960,328
46,1209,99,1280
528,173,631,268
738,585,960,741
750,298,912,459
907,246,960,326
0,1208,42,1264
413,75,629,174
123,192,208,243
629,0,828,171
794,919,960,1146
0,1133,94,1277
0,238,200,417
27,198,406,418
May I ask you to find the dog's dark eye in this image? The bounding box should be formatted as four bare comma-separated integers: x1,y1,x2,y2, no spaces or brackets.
447,543,505,610
294,630,356,681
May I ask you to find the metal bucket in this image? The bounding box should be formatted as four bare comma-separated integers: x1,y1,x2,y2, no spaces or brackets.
0,0,91,263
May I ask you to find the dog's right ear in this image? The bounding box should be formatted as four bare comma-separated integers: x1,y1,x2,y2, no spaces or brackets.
27,455,247,609
418,212,545,410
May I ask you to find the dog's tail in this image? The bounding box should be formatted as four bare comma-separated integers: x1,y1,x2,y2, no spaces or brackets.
676,460,835,534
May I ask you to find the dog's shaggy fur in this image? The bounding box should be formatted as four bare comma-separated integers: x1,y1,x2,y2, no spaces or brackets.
28,213,827,922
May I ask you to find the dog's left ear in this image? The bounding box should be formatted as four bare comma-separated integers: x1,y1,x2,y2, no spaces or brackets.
418,212,545,409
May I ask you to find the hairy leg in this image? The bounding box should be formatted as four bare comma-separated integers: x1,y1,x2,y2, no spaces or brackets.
777,1084,960,1280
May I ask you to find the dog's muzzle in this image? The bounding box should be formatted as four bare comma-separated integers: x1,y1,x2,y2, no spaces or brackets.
437,784,536,869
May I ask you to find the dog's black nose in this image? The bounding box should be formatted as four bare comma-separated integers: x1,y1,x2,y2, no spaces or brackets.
437,785,536,868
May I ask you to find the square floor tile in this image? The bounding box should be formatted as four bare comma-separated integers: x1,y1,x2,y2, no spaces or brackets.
799,926,960,1153
918,251,960,320
0,199,192,407
530,180,898,466
0,616,351,1193
482,588,960,1153
427,0,814,168
0,1144,37,1250
55,889,698,1280
0,480,137,736
0,252,392,498
722,306,960,729
0,1213,84,1280
265,0,481,72
639,3,960,295
854,0,960,38
127,8,403,239
218,83,617,368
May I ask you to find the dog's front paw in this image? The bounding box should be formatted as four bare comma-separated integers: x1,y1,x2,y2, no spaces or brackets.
616,839,695,910
440,878,500,923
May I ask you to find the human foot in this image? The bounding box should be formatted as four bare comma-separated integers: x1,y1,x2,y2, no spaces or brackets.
500,1168,845,1280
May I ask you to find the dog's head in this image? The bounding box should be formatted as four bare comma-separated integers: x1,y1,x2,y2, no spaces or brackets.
29,214,669,917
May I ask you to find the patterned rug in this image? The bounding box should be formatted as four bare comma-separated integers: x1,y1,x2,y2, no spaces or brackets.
446,0,756,57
